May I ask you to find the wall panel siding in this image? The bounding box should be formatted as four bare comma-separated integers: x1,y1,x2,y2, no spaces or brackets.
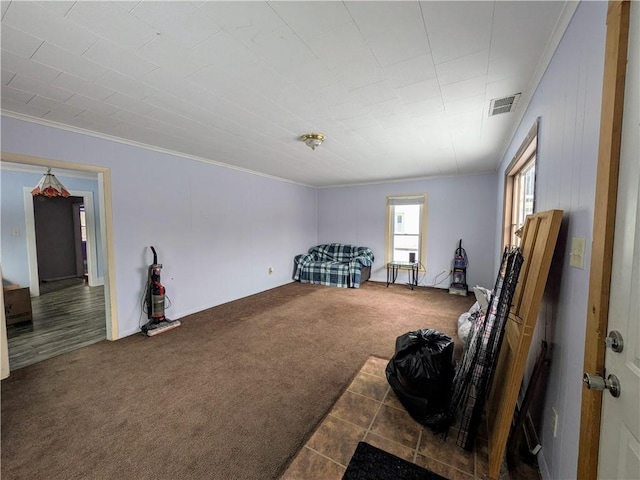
494,3,607,479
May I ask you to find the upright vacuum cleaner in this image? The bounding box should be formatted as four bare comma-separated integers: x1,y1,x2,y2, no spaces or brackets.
141,246,181,336
449,239,469,296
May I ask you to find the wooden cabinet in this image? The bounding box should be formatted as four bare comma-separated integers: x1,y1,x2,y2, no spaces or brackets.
3,286,32,325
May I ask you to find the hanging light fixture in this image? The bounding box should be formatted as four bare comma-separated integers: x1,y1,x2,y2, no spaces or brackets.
300,133,326,150
31,168,70,198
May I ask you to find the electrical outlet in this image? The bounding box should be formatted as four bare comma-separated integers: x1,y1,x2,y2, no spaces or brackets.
552,407,559,437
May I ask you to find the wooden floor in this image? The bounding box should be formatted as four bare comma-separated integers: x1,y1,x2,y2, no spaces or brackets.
6,281,106,371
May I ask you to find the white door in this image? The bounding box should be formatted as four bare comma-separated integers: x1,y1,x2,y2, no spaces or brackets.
598,3,640,479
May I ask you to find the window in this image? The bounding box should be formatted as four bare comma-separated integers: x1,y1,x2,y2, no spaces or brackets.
79,205,87,242
386,194,427,265
503,119,538,247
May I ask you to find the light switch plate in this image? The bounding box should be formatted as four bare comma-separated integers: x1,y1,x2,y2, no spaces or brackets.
570,237,586,269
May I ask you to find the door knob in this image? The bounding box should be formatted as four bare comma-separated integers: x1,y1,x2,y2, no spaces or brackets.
583,373,621,398
605,330,624,353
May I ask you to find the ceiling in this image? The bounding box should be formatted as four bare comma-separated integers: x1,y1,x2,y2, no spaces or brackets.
1,1,573,187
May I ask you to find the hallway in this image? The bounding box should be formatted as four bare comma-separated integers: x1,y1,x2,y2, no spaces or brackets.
6,281,105,370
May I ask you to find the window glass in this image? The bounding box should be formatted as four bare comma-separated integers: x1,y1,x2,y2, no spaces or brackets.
386,195,427,265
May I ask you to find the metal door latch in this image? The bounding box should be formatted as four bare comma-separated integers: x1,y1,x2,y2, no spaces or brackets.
605,330,624,353
583,373,621,398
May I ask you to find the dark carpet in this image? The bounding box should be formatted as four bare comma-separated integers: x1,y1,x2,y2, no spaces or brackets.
343,442,448,480
1,281,473,479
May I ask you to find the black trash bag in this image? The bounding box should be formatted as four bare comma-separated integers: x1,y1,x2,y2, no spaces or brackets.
386,329,455,429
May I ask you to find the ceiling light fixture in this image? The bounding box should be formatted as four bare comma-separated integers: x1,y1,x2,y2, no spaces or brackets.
31,168,70,198
300,133,326,151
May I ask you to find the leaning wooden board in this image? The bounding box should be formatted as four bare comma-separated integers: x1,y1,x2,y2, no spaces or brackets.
486,209,563,479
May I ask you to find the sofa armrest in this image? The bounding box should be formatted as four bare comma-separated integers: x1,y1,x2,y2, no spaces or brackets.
293,253,315,281
352,255,373,267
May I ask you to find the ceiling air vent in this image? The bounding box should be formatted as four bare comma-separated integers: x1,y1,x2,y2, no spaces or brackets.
489,93,521,116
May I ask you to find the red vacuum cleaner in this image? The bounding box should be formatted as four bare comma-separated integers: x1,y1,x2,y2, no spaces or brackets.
141,246,180,336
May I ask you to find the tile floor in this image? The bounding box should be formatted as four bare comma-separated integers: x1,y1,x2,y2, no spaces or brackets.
281,356,541,480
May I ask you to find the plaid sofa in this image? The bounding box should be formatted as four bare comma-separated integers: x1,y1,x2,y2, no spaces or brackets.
293,244,374,288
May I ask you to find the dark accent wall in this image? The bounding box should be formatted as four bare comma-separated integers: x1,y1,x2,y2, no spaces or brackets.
34,196,83,282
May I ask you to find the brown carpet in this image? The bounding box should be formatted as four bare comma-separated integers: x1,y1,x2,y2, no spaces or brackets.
1,281,474,480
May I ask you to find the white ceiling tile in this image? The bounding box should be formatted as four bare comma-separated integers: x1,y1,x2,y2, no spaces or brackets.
140,69,185,95
142,93,209,123
28,96,84,117
103,92,155,115
187,66,240,97
1,1,10,18
0,25,44,58
490,1,566,62
65,1,158,50
366,26,430,67
8,75,73,102
32,43,108,82
130,1,221,50
190,30,259,72
0,50,62,82
51,73,115,101
332,58,386,91
96,70,160,100
65,94,121,117
384,54,437,89
348,81,397,107
109,108,182,134
393,78,440,104
136,35,209,78
2,85,35,104
2,70,16,86
110,2,143,15
487,56,530,84
83,40,158,80
305,22,372,70
365,98,405,119
41,109,83,124
436,49,489,86
443,95,485,115
485,77,527,105
280,59,334,90
33,1,75,17
1,97,50,117
249,26,316,70
327,101,369,122
75,110,123,129
440,75,487,104
270,1,352,42
339,114,379,131
2,2,97,56
198,1,285,45
346,1,424,39
421,1,494,64
316,83,353,109
403,97,445,118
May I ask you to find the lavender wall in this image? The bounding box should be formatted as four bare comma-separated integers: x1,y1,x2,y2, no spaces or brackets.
494,2,607,479
317,173,498,291
1,116,318,338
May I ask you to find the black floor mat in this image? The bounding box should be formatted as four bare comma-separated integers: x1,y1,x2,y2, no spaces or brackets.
342,442,448,480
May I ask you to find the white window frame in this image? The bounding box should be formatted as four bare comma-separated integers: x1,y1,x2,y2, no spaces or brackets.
503,119,538,248
386,194,428,267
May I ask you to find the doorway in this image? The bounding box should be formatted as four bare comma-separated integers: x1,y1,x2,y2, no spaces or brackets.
6,184,106,370
0,153,118,373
